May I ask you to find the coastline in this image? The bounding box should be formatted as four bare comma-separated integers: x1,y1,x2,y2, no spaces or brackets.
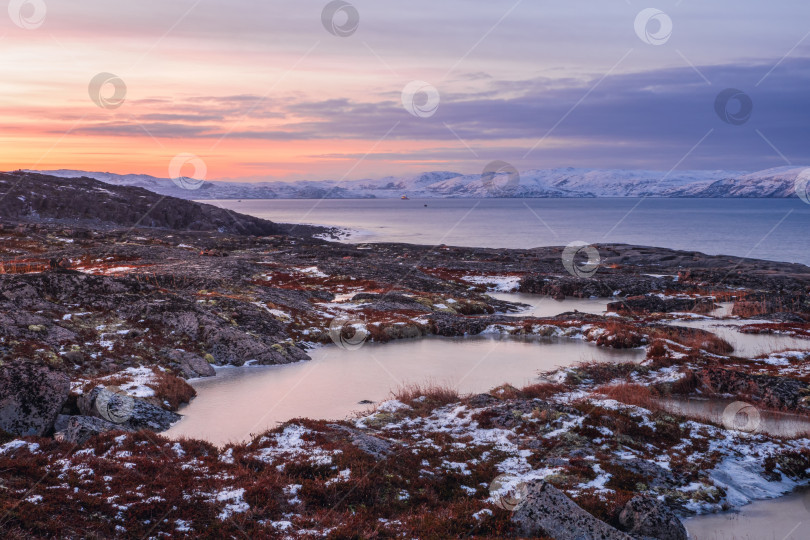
1,219,809,536
1,174,809,537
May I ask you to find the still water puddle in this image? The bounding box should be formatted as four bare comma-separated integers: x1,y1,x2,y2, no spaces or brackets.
167,336,644,445
684,488,810,540
667,318,810,358
657,397,810,438
488,292,611,317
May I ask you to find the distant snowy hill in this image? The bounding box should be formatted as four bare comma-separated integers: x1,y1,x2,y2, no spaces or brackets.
24,166,809,200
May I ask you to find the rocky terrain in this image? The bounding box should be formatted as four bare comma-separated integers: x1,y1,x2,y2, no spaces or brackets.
0,171,329,236
1,172,809,538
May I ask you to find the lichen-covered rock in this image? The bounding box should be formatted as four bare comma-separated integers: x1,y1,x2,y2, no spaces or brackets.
692,366,809,411
512,480,632,539
0,363,69,436
167,349,216,378
55,415,130,445
326,424,394,459
608,294,716,315
618,495,687,540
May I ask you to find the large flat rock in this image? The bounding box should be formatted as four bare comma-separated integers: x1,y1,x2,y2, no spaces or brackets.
0,363,70,436
512,480,632,540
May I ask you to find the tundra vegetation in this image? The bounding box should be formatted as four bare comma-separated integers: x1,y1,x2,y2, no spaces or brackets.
0,173,809,538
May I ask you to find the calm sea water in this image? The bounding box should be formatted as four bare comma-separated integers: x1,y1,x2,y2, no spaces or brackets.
208,198,810,266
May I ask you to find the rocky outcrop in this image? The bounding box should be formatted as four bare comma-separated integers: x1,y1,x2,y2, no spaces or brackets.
511,480,632,539
690,367,809,411
55,415,130,445
0,363,70,436
166,350,216,378
608,295,716,315
0,172,287,236
122,297,309,367
732,293,810,318
351,292,432,312
519,275,676,299
618,496,687,540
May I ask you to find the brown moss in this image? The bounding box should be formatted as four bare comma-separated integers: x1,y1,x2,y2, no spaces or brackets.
595,383,656,408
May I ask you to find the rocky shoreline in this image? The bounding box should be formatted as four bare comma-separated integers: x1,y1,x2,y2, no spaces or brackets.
1,173,809,538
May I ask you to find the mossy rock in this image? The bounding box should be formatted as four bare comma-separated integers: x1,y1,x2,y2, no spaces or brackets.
270,343,288,356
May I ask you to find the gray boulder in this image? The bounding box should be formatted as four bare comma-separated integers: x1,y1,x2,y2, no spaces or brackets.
55,415,131,445
78,386,180,432
0,363,70,436
512,480,632,540
327,424,394,459
53,414,72,433
618,496,687,540
168,349,216,378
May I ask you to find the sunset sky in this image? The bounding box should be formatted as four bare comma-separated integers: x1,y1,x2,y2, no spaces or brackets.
3,0,810,181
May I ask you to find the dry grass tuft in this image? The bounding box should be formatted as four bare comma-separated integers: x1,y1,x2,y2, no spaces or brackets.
392,382,460,407
595,383,656,408
520,382,568,400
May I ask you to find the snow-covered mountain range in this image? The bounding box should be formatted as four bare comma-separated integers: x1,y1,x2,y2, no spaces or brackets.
25,166,810,200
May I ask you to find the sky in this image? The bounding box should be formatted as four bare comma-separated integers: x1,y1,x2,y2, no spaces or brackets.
2,0,810,181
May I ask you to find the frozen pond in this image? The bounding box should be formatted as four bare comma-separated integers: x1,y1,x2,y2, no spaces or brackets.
684,488,810,540
167,336,644,445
